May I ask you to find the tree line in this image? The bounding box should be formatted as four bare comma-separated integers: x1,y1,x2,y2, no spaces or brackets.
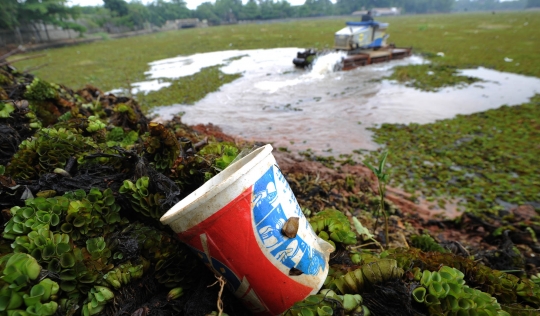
0,0,535,35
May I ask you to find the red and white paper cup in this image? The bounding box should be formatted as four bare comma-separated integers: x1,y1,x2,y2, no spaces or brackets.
160,144,334,315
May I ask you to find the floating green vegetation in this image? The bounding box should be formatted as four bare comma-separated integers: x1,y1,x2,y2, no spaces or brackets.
386,64,482,91
11,11,540,110
365,94,540,214
135,66,241,110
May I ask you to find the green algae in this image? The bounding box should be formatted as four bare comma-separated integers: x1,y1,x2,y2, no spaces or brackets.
135,65,241,110
386,64,482,91
365,94,540,214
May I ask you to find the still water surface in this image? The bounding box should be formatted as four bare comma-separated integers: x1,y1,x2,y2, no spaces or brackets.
130,48,540,155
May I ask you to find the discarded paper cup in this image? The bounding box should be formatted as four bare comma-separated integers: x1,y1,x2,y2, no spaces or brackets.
160,144,334,315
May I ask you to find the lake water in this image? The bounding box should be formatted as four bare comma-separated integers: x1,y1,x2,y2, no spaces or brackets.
122,48,540,155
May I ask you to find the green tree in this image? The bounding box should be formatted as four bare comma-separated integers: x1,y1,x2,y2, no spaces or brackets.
10,0,85,36
240,0,260,20
194,2,221,25
214,0,242,23
147,0,191,27
126,2,150,29
103,0,129,16
335,0,365,15
0,0,18,30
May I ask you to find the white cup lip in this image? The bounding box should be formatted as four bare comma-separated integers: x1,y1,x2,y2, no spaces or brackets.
160,144,273,227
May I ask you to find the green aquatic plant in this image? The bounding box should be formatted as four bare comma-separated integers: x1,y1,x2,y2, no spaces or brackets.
24,78,58,102
387,64,481,92
81,285,114,316
85,116,106,133
118,222,202,289
286,289,370,316
308,209,357,248
103,261,144,290
328,259,404,294
197,142,239,180
119,176,165,220
367,94,540,215
388,248,540,310
136,65,242,109
412,266,510,315
410,233,449,253
143,122,181,172
0,253,61,316
105,127,138,148
6,126,99,179
0,102,15,118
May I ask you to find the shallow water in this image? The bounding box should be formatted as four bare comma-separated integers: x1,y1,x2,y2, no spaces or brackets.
140,48,540,155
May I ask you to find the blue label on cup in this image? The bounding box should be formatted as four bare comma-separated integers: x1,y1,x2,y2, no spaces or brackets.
252,165,326,276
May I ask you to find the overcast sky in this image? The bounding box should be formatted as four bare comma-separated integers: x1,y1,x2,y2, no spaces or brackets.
68,0,307,10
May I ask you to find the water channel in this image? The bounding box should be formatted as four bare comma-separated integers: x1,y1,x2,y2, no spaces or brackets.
120,48,540,155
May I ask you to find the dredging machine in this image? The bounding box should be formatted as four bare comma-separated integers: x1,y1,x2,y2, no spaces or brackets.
293,21,412,70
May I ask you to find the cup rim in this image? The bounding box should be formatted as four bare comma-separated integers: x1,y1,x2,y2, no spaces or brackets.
160,144,273,226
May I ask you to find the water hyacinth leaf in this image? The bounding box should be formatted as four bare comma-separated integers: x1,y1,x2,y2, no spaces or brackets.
56,242,70,255
31,249,42,261
458,298,473,310
42,244,56,259
60,281,76,292
103,196,115,206
60,253,75,268
10,253,41,280
38,301,58,316
317,305,333,316
39,279,59,301
24,218,36,228
421,270,433,287
12,223,25,234
94,292,105,302
50,214,60,226
73,217,86,228
12,215,24,223
342,294,361,312
47,258,62,273
23,284,45,306
429,282,445,298
446,295,459,311
300,307,315,316
22,208,35,219
413,286,427,303
425,294,440,306
59,269,76,281
79,274,96,284
431,272,442,283
95,286,114,300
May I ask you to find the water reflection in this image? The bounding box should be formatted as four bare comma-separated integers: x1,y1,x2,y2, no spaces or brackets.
144,48,540,155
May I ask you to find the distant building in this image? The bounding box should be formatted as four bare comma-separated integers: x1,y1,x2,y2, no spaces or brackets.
352,7,401,17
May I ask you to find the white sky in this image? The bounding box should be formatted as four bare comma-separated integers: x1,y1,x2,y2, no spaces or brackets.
68,0,306,10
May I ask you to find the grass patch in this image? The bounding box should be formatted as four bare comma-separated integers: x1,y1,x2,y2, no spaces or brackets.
386,64,482,91
365,94,540,214
136,65,241,111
